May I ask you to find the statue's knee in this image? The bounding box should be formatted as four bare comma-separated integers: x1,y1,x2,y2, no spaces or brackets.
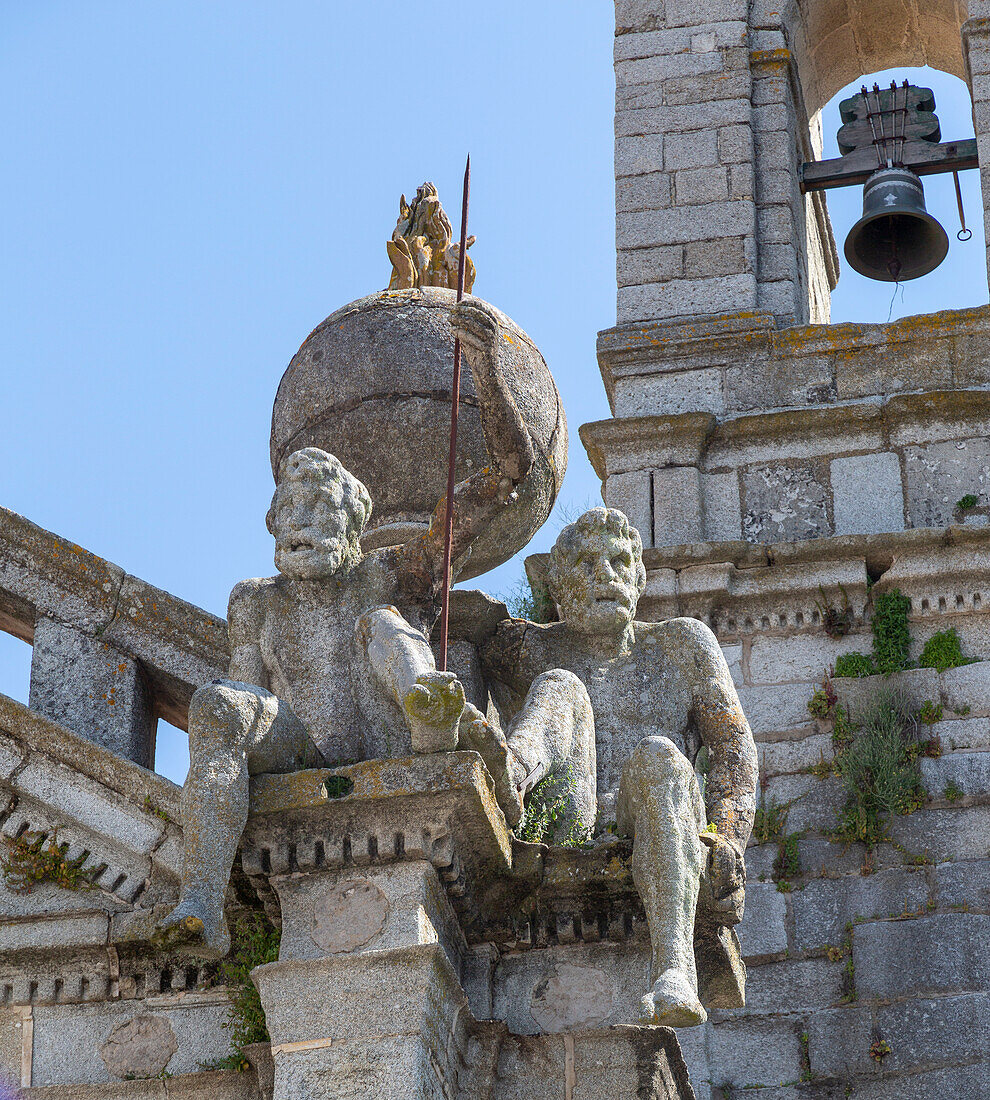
189,681,259,749
531,668,592,713
630,736,693,780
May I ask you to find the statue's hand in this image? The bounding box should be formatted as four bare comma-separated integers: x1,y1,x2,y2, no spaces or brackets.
458,702,524,828
699,831,746,924
451,298,499,355
403,671,465,754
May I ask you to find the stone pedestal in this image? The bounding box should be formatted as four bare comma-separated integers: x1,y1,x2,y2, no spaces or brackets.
242,753,696,1100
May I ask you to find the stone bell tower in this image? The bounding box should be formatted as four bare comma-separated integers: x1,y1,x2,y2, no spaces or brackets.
574,1,990,1095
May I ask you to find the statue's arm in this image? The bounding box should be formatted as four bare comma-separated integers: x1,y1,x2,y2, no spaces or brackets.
355,605,464,753
226,580,270,690
388,299,536,590
673,619,758,855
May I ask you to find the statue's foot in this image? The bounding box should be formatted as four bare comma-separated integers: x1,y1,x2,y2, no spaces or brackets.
153,899,230,959
458,703,524,828
404,672,465,754
640,969,707,1028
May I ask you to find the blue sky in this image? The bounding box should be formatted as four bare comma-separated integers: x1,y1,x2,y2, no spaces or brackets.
1,3,985,783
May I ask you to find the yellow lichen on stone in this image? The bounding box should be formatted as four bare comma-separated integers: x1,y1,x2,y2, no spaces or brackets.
386,182,476,292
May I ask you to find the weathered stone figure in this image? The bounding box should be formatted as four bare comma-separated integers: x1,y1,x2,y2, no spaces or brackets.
157,298,535,957
463,508,759,1027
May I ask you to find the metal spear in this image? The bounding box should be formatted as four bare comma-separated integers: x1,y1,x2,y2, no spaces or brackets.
438,154,471,672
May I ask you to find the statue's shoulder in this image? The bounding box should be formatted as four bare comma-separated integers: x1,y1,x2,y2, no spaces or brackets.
228,576,282,631
636,616,721,657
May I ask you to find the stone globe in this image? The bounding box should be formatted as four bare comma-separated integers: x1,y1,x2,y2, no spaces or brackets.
270,287,567,580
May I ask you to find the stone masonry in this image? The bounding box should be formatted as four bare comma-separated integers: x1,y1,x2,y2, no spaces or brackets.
575,0,990,1095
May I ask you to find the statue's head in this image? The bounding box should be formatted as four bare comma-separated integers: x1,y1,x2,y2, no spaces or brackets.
546,508,646,634
267,448,373,579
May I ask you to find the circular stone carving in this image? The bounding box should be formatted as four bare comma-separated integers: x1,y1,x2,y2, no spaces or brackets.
311,877,389,953
530,963,617,1033
270,287,568,580
100,1014,178,1079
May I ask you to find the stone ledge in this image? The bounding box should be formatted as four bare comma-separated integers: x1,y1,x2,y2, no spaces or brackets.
22,1071,259,1100
596,303,990,414
242,752,514,919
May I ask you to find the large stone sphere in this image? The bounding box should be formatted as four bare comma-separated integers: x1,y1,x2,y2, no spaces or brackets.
270,288,567,580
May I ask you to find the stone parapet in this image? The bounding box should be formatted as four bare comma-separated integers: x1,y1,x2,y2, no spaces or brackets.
0,505,227,738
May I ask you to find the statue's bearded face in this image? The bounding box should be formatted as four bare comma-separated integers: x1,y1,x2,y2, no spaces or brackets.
548,514,645,635
269,450,371,580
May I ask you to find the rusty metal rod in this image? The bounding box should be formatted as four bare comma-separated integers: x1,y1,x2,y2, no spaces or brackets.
438,154,471,672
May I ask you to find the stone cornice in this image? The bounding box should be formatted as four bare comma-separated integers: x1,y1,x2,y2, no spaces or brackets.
583,388,990,474
579,412,716,479
639,521,990,574
596,304,990,414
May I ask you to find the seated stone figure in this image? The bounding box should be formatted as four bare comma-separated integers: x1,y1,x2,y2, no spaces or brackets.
157,299,535,958
461,507,758,1027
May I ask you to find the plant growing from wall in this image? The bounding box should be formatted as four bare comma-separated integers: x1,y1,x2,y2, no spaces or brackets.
831,692,932,848
832,589,913,679
815,585,854,639
205,911,281,1071
517,767,590,846
503,573,554,623
1,828,106,894
956,494,979,512
915,700,943,726
772,831,802,892
918,628,975,673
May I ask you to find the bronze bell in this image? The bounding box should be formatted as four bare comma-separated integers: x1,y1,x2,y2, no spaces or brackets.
844,167,949,281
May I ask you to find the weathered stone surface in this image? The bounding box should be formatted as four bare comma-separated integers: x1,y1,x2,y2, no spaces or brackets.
921,751,990,801
804,1002,876,1078
22,1072,259,1100
890,806,990,863
830,453,905,536
735,882,787,960
741,462,829,543
700,471,742,542
791,868,930,951
100,1015,178,1080
491,945,645,1036
270,288,566,581
310,877,389,954
492,1027,694,1100
529,962,618,1033
735,682,816,736
876,993,990,1073
935,857,990,910
274,861,463,976
704,1015,804,1089
653,467,703,545
756,731,833,777
853,912,990,999
903,438,990,530
30,999,230,1087
28,619,155,768
731,956,844,1014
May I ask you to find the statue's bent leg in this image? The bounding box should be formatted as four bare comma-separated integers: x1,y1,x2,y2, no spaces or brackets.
617,736,707,1027
157,681,309,958
508,669,597,836
459,669,596,836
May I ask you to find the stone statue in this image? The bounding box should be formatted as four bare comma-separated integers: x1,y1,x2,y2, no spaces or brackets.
387,181,476,292
156,298,534,957
461,507,759,1027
